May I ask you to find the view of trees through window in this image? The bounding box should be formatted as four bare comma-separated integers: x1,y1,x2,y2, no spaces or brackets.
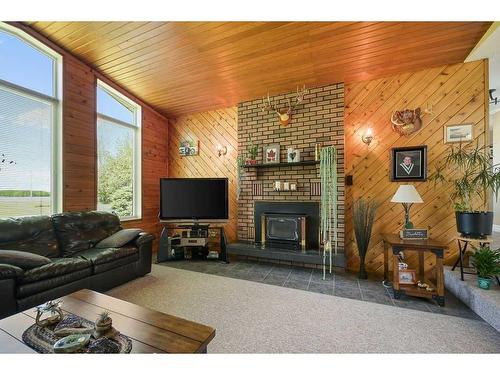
96,83,140,219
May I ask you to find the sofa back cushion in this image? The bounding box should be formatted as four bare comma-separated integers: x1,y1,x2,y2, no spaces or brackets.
0,215,60,258
51,211,121,257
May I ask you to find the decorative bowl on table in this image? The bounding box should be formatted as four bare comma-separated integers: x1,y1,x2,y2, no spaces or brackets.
53,334,91,353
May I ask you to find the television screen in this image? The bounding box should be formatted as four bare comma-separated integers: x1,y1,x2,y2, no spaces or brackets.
159,178,228,221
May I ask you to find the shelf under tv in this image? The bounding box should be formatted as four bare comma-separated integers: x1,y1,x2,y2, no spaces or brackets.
243,160,320,169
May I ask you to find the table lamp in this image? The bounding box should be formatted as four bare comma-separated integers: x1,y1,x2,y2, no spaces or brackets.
390,185,423,229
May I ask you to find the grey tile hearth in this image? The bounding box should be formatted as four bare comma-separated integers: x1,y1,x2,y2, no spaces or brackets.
160,259,482,321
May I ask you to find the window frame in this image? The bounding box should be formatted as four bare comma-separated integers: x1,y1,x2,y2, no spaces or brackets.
0,22,63,216
96,79,142,221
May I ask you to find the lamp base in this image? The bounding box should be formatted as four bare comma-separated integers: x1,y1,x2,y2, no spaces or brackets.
404,221,414,229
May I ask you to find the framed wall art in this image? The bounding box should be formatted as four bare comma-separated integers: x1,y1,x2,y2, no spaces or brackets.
444,124,473,143
179,139,199,156
263,144,280,164
390,145,427,182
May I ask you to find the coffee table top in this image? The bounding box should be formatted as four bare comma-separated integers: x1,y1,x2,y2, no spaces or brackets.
0,289,215,353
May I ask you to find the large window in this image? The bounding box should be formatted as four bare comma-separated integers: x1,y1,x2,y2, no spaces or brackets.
0,23,62,218
97,80,141,220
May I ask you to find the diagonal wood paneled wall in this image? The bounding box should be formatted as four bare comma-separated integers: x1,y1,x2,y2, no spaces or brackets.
344,60,488,277
168,108,238,242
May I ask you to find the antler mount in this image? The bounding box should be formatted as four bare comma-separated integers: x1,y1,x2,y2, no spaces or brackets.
260,85,308,126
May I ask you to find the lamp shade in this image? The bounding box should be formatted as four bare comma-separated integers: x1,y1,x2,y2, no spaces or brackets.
390,185,423,203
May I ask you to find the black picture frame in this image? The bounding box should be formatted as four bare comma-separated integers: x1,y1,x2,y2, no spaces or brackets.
390,145,427,182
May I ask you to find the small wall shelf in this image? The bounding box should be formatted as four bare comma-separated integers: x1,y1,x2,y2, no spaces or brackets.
243,160,319,169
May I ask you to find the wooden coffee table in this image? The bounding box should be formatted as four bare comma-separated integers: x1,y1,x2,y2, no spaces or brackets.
0,289,215,353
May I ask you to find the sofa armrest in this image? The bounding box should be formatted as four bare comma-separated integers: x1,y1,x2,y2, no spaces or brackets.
134,232,154,276
0,263,24,280
0,264,21,318
134,232,155,247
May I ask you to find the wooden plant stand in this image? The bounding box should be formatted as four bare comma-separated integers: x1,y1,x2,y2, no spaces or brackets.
382,233,447,307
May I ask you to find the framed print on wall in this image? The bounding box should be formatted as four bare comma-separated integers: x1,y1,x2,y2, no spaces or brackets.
390,145,427,182
444,124,473,143
179,139,199,156
263,144,280,164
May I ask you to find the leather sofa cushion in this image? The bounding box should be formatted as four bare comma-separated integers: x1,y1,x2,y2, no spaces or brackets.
94,254,139,274
0,250,51,270
77,246,139,274
76,246,138,265
51,211,122,257
0,215,60,258
95,228,142,248
20,257,92,284
17,268,92,298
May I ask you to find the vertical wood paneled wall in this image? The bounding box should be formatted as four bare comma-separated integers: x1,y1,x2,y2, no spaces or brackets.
122,107,169,241
12,23,170,245
62,59,96,211
168,108,238,242
344,60,488,277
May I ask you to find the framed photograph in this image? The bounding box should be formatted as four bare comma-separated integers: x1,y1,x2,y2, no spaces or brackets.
179,139,199,156
390,145,427,182
263,144,280,164
287,147,300,163
398,269,416,285
444,124,473,143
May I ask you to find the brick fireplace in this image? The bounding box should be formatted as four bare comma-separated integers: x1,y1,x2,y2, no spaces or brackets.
236,83,345,259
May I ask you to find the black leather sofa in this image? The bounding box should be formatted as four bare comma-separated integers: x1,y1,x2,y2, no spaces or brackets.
0,211,153,319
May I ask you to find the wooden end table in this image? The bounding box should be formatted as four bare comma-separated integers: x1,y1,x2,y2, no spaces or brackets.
0,289,215,353
382,233,447,306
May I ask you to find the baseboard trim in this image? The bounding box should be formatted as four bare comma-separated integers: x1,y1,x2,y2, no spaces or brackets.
492,224,500,233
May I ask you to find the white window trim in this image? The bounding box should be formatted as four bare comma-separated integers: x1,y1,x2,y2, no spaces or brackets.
0,22,63,216
96,80,142,221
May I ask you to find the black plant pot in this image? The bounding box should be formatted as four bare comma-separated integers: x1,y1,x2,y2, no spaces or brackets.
455,211,493,239
358,258,368,279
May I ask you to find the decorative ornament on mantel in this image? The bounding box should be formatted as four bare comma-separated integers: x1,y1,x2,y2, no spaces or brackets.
390,103,433,136
260,85,308,126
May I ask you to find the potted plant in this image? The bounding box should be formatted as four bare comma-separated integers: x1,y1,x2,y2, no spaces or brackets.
431,142,500,238
245,136,258,165
95,311,112,334
471,246,500,290
236,155,244,199
353,198,378,279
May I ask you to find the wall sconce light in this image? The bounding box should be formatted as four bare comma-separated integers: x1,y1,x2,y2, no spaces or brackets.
361,128,374,145
217,145,227,157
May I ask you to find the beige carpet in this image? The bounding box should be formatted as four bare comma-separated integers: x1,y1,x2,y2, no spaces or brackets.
108,265,500,353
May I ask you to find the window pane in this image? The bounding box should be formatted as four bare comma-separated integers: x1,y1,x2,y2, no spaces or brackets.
97,86,134,124
97,118,135,218
0,30,54,97
0,87,52,218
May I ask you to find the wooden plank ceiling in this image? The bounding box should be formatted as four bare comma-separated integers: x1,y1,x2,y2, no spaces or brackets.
25,22,491,118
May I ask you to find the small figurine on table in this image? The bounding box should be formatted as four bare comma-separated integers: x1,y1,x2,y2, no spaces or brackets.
35,300,64,327
94,311,119,339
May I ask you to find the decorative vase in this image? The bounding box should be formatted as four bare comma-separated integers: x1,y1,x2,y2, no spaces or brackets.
477,276,492,290
358,259,368,279
95,318,112,333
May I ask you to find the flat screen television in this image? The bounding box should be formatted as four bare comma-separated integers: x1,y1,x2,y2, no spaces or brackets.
159,178,228,221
